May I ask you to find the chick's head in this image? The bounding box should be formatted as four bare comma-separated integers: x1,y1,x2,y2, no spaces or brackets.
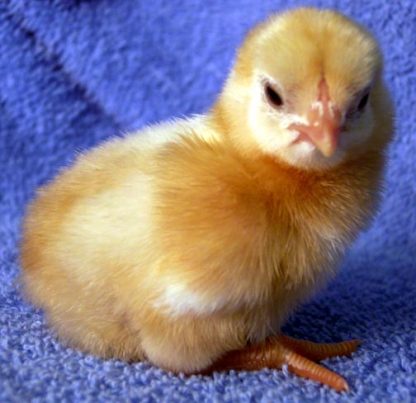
220,8,392,170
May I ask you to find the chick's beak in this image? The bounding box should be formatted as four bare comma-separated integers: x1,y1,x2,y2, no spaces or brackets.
289,80,342,158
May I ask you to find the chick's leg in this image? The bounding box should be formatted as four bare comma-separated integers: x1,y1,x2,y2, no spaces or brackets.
207,335,360,392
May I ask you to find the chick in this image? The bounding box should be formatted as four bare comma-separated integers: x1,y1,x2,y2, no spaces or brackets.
20,8,393,391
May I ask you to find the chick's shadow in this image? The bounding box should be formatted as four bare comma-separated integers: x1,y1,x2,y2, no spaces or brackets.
282,259,416,344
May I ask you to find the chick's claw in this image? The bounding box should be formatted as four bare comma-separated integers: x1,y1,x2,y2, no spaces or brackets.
207,335,358,392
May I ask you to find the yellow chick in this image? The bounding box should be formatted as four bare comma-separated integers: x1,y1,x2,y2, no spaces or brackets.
20,8,394,391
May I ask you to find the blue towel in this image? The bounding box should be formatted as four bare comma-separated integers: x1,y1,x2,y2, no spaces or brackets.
1,0,415,401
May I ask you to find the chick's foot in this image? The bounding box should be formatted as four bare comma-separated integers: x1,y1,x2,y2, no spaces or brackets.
206,335,361,392
277,335,361,362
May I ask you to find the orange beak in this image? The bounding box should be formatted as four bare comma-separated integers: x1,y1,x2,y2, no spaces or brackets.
289,80,342,158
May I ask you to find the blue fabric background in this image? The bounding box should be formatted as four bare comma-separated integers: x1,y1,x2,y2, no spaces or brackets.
1,0,415,401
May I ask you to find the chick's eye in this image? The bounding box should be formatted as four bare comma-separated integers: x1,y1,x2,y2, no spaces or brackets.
357,91,370,112
264,83,283,108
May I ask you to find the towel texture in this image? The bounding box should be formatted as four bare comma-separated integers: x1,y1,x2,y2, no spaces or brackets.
1,0,415,401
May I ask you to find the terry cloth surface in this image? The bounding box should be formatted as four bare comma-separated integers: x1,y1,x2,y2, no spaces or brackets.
1,0,415,401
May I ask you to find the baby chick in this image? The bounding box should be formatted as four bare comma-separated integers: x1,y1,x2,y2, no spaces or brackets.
20,8,393,391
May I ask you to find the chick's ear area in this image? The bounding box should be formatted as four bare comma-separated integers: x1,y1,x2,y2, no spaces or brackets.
1,1,415,402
